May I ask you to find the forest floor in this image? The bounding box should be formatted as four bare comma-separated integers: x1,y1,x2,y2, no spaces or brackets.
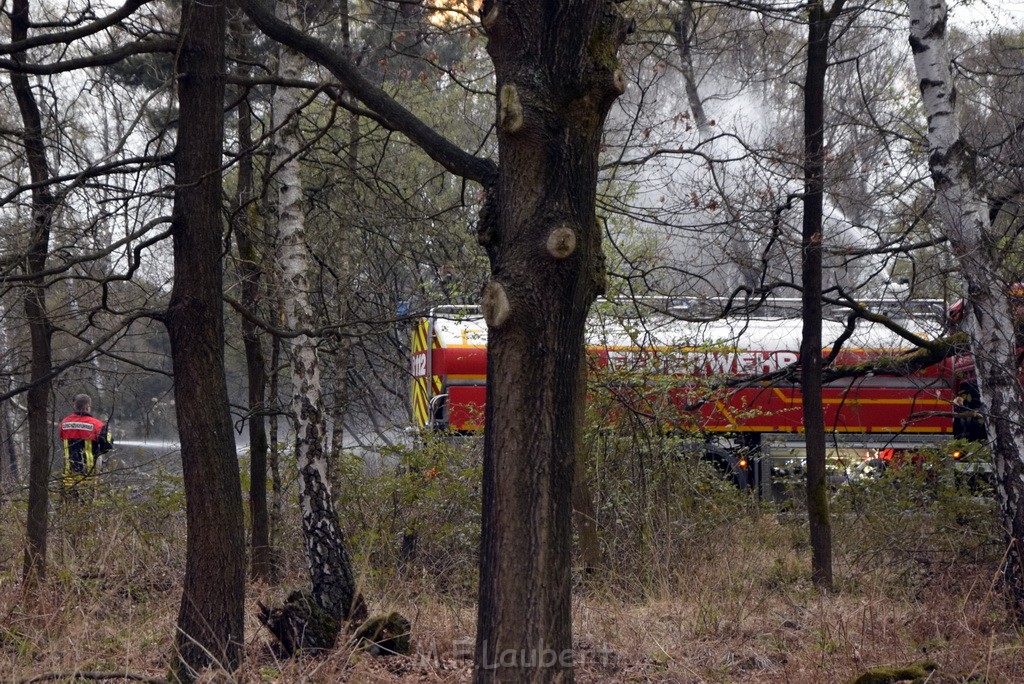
1,478,1023,682
4,553,1022,683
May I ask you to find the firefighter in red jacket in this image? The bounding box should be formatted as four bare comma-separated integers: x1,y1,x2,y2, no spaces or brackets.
59,393,112,492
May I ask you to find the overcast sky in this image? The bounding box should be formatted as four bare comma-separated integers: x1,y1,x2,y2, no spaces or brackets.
950,0,1024,28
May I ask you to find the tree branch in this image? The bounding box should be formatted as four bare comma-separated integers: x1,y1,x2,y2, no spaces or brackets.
0,39,176,75
0,0,153,55
241,0,497,187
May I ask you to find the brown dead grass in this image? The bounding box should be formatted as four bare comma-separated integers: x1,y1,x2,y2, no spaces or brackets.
1,489,1023,683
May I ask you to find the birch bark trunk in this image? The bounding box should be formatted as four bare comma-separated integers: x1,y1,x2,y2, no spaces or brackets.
272,1,364,623
909,0,1024,616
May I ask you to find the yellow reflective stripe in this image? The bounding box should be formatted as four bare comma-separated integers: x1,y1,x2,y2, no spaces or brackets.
412,376,429,427
63,440,70,477
411,319,431,427
430,327,443,395
412,320,428,354
85,440,94,472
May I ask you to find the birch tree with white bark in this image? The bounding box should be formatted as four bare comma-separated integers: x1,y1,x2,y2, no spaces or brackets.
909,0,1024,616
271,0,364,627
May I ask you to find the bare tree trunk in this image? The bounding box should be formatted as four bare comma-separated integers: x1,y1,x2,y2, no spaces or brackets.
9,0,56,586
801,0,843,593
166,0,247,677
328,325,353,509
328,0,357,494
671,2,758,292
0,402,19,493
229,9,274,585
0,325,18,491
327,247,360,495
671,2,709,135
473,3,630,681
271,4,364,623
269,325,284,561
909,0,1024,618
572,357,601,575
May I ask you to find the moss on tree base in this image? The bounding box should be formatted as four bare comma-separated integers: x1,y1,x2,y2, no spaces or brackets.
352,612,412,656
258,591,411,660
257,589,341,656
853,660,938,684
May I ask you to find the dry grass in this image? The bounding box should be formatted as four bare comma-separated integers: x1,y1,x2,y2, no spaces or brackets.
1,481,1023,683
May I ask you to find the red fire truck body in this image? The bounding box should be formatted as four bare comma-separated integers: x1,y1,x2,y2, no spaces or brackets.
410,302,963,490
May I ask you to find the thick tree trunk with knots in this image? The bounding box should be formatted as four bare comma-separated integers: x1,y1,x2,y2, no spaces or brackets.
909,0,1024,619
473,2,630,681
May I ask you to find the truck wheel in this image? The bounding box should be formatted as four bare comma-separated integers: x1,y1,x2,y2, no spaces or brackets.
702,445,750,489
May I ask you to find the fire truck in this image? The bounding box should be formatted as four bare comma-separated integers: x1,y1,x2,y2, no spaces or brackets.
410,298,973,497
